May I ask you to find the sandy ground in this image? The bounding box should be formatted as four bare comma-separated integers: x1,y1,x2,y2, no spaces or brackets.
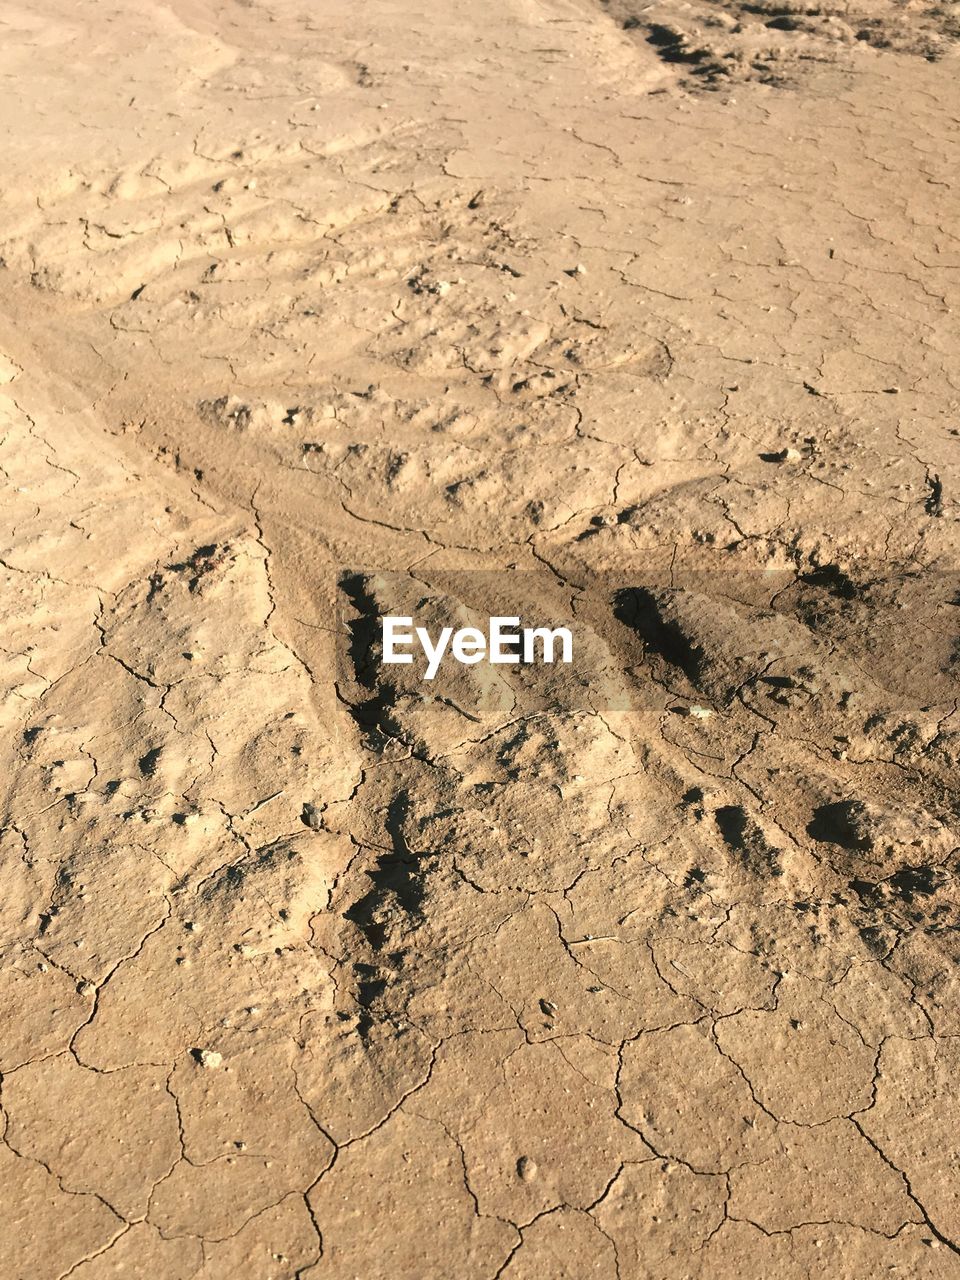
1,0,960,1276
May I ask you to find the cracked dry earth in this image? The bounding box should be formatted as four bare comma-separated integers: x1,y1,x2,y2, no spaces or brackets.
1,1,960,1278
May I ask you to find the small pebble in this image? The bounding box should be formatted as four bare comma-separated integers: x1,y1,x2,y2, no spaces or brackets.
301,802,323,831
517,1155,537,1181
192,1048,222,1069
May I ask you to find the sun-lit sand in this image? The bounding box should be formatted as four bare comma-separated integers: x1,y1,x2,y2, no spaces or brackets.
1,1,959,1275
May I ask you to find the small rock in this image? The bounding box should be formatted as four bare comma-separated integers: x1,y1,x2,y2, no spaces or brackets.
517,1155,537,1181
676,704,713,720
301,802,323,831
191,1048,222,1069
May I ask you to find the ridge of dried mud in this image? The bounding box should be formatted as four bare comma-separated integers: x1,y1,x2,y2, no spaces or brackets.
1,0,959,1276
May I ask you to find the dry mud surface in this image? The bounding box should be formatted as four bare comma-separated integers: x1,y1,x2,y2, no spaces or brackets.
1,0,960,1276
